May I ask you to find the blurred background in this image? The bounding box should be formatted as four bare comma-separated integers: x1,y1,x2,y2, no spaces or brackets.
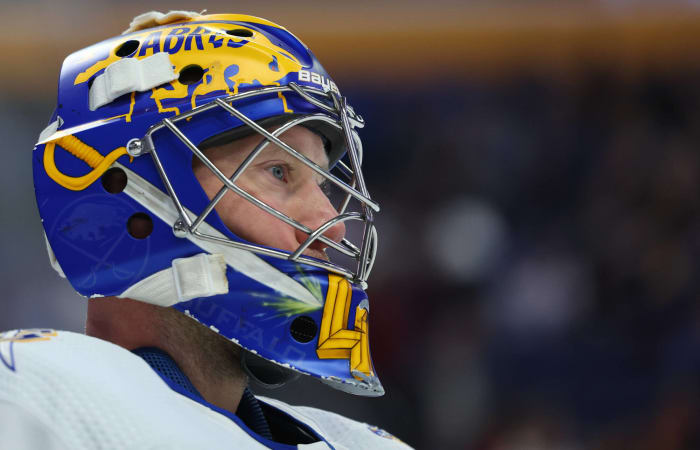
3,0,700,448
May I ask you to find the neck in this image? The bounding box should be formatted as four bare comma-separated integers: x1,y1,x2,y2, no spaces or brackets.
87,297,248,413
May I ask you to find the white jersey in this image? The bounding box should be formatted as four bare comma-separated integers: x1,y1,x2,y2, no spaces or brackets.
0,329,410,450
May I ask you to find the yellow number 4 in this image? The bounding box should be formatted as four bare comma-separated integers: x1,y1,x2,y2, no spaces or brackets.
316,275,372,380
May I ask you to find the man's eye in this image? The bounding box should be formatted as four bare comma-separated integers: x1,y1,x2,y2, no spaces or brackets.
269,165,285,181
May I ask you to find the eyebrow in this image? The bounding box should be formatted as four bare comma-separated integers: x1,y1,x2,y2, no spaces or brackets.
263,141,330,172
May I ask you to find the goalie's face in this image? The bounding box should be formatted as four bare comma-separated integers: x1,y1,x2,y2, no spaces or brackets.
193,126,346,261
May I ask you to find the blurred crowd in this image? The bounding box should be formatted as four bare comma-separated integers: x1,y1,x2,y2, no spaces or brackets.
348,69,700,449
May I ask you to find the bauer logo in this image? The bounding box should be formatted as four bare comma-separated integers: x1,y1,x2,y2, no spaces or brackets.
298,69,339,94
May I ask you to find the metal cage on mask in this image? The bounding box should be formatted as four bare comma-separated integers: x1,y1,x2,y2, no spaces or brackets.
126,83,379,286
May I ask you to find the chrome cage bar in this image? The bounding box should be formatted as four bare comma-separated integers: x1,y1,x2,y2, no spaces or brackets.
139,84,379,284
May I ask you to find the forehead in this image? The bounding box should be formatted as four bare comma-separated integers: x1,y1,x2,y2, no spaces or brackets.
203,125,329,169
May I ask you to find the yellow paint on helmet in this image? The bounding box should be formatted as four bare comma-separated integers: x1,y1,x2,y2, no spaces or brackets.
75,16,303,117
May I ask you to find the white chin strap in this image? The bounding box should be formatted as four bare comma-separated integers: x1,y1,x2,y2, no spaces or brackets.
43,232,227,306
120,253,228,307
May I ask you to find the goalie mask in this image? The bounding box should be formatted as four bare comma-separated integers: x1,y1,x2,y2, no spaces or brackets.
33,12,383,396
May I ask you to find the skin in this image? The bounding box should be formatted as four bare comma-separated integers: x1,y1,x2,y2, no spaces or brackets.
87,125,345,414
192,125,346,259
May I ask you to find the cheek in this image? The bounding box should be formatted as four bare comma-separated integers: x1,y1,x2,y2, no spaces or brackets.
213,190,296,249
213,192,255,235
194,164,226,202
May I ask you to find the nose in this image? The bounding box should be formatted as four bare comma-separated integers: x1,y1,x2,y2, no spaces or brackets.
294,183,346,254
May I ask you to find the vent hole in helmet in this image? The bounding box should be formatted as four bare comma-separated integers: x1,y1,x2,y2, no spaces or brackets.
179,65,204,85
101,167,127,194
290,316,317,343
226,28,253,38
127,212,153,239
115,40,140,58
